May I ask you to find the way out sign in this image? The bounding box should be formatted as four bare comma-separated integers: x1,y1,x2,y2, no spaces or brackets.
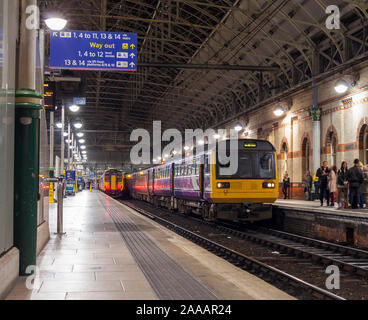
50,30,137,71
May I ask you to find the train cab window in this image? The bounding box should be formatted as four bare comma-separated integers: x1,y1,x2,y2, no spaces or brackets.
259,153,275,179
105,174,111,182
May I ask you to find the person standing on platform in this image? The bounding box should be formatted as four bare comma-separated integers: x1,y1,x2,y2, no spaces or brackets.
360,165,368,209
313,173,320,201
328,166,337,207
337,161,349,209
317,161,330,207
282,173,291,199
303,171,313,201
347,159,364,209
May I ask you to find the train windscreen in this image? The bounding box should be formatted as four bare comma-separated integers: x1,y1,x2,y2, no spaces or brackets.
216,152,275,180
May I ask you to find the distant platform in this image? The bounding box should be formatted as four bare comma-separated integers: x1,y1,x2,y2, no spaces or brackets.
275,199,368,219
5,191,293,300
273,200,368,248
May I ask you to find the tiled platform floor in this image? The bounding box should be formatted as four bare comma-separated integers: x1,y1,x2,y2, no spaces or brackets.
6,190,294,300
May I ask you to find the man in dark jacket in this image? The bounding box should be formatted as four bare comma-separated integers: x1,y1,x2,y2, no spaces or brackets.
348,159,364,209
316,161,330,206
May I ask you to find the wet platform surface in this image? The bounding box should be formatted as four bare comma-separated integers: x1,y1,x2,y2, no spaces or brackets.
6,191,293,300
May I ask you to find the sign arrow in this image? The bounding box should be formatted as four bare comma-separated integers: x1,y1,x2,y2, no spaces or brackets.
130,53,135,59
130,62,135,68
130,44,135,49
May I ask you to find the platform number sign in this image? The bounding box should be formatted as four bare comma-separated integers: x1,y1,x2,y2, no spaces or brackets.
50,30,137,71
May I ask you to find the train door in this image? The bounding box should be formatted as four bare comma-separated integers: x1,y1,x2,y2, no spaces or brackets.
111,174,117,191
200,155,205,199
152,169,155,193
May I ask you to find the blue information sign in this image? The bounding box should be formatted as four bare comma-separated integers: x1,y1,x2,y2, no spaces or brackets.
50,30,137,71
73,97,86,105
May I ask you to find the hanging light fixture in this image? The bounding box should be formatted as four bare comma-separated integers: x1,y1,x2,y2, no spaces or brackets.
45,17,68,31
234,123,243,132
73,121,83,129
69,104,80,113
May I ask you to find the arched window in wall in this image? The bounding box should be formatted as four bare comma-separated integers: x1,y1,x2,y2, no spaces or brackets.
326,127,338,167
359,124,368,165
281,142,288,175
302,137,310,174
327,132,337,166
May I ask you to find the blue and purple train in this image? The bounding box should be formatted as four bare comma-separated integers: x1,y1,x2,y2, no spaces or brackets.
126,139,279,222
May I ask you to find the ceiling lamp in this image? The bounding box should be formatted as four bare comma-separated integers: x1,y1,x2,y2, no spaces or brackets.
73,121,83,129
56,122,62,129
45,18,68,31
80,145,86,150
234,123,243,132
69,104,80,113
198,140,205,146
184,146,190,151
274,106,286,117
79,139,85,144
63,132,68,137
77,133,84,138
213,134,220,140
334,79,349,94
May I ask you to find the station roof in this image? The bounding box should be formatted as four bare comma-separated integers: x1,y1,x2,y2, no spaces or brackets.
40,0,368,156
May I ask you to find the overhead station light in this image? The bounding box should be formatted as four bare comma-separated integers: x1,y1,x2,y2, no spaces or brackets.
234,123,243,132
334,79,349,94
82,151,87,154
63,132,68,137
80,146,86,150
213,134,221,140
56,122,62,129
73,121,83,129
274,106,286,117
69,104,80,113
198,140,205,146
184,146,190,151
45,18,68,31
79,139,85,144
77,133,84,138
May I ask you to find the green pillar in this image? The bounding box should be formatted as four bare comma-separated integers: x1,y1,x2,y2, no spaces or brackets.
14,90,43,275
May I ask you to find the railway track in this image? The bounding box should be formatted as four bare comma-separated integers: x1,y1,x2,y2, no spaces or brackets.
215,224,368,277
120,199,345,300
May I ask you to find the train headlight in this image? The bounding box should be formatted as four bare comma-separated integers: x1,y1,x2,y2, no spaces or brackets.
263,182,275,189
217,182,230,189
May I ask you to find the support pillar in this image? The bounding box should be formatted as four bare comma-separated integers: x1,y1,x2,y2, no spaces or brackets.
49,111,54,177
14,0,41,276
311,84,322,174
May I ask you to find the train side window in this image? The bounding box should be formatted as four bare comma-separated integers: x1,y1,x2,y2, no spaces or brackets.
204,155,210,174
187,163,192,176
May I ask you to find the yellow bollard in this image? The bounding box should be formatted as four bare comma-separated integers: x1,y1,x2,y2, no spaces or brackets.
90,183,92,192
49,182,54,203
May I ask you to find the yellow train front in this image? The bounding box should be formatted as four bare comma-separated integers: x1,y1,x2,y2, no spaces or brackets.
207,139,279,222
98,169,124,198
128,139,278,223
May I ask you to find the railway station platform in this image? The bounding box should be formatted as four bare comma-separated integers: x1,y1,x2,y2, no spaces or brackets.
5,191,293,301
273,200,368,249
